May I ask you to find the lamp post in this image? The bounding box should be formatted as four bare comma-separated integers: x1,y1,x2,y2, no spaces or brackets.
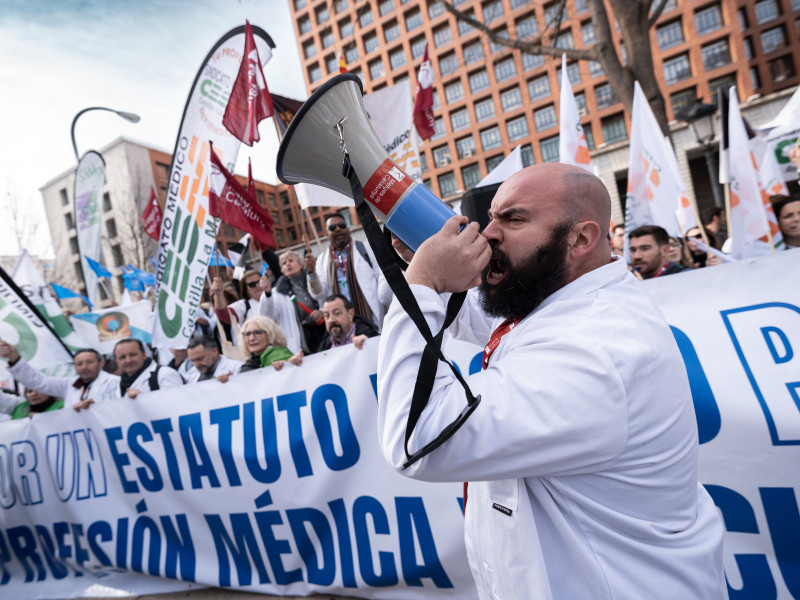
684,101,724,210
70,106,140,160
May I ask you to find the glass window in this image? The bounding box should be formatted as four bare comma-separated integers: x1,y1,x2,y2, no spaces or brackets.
462,164,482,190
369,58,385,79
588,60,603,78
433,145,452,167
739,8,748,29
459,12,475,35
695,5,722,36
501,87,523,111
575,0,588,13
433,90,441,109
475,97,496,121
575,92,586,112
433,24,453,46
595,83,618,109
445,80,465,103
582,21,595,45
516,14,538,38
489,28,510,54
702,39,731,71
761,27,786,54
364,33,380,54
103,192,112,211
540,136,560,162
521,144,535,166
510,0,531,9
321,29,335,48
345,43,359,62
507,115,530,141
420,152,429,172
406,9,424,31
295,0,307,9
793,0,800,10
486,154,504,171
481,126,503,150
456,136,477,159
663,54,691,85
657,20,684,50
533,105,556,131
379,0,394,16
411,36,427,59
339,19,354,38
555,32,574,49
335,0,349,12
469,70,491,92
769,55,795,82
750,66,761,90
451,108,471,131
601,113,627,143
429,1,445,18
432,117,446,140
309,63,322,82
390,48,406,70
385,21,401,42
316,5,330,24
438,172,458,196
326,54,338,74
440,53,459,75
670,88,696,119
709,74,737,97
583,125,595,150
556,62,581,86
523,52,545,71
545,2,566,23
483,0,504,22
360,8,374,27
303,40,317,58
299,17,312,34
528,74,551,100
494,58,517,82
755,0,780,24
464,41,484,65
744,37,754,60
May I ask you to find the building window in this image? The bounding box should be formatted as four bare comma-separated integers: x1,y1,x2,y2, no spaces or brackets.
594,83,618,109
481,126,502,150
433,90,441,109
663,54,691,85
316,5,330,24
516,14,538,38
464,41,484,65
345,43,359,62
695,4,722,36
601,113,627,144
299,17,312,34
326,54,338,74
384,21,401,42
308,64,322,82
429,1,445,18
364,33,379,54
555,32,574,49
575,0,588,13
295,0,306,9
581,21,595,45
744,37,754,60
474,97,496,121
103,192,112,212
458,11,475,35
433,145,452,167
544,2,566,23
111,244,123,267
379,0,394,16
750,66,761,90
761,27,786,54
335,0,349,12
450,108,470,131
456,136,477,159
432,118,446,140
656,20,684,50
501,87,523,111
469,70,491,93
528,74,551,100
509,0,531,9
69,236,79,256
507,115,530,141
106,218,117,239
321,29,335,48
411,36,427,59
485,154,504,171
494,58,516,82
420,152,428,172
755,0,780,25
483,0,504,22
389,48,406,70
540,136,560,162
769,55,795,83
438,172,458,196
303,40,317,59
521,144,535,166
489,27,509,54
439,53,458,75
702,39,731,71
405,9,423,32
670,88,697,119
533,105,556,131
462,164,482,190
360,8,374,27
556,62,581,86
64,212,74,230
583,125,595,150
588,60,603,78
369,58,385,79
574,92,587,112
522,52,545,71
445,80,465,103
433,24,452,46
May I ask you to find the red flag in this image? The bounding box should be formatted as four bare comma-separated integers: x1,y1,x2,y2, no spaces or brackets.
413,44,436,141
208,144,275,249
338,53,347,74
141,187,163,241
222,20,274,146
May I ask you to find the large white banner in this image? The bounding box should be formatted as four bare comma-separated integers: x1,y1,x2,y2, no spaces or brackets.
69,301,153,355
74,151,106,307
152,25,273,351
1,251,798,598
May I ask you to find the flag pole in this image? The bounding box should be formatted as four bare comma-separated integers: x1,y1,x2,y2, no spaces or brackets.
723,183,732,249
212,219,221,279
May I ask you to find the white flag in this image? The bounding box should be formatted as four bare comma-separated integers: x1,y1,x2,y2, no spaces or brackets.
558,54,594,173
624,81,682,247
478,146,524,187
727,86,770,259
754,138,787,251
662,137,697,233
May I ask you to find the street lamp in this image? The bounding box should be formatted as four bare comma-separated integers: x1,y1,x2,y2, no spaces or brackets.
70,106,141,160
684,101,724,209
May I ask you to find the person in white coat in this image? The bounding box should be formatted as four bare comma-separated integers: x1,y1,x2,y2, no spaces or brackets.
0,343,119,412
185,335,242,383
114,339,184,399
305,214,391,330
377,164,725,599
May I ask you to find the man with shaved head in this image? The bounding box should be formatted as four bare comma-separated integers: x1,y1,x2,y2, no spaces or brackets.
378,164,724,599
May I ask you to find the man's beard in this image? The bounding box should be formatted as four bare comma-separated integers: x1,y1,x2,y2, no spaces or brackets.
479,222,572,320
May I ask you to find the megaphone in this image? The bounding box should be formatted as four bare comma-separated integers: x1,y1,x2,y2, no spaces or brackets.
276,74,456,251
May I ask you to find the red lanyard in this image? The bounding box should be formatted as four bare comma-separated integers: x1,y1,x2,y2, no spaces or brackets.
652,264,669,278
482,317,521,370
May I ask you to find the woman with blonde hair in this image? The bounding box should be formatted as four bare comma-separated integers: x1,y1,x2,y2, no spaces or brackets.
238,315,303,372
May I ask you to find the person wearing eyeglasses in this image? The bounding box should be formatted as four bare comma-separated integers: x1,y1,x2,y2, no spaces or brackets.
238,315,303,373
304,214,391,330
211,269,269,344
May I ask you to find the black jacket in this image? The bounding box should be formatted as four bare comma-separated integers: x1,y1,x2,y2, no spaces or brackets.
317,316,380,352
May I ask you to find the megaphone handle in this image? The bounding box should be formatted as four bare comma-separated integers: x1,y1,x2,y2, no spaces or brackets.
342,155,481,469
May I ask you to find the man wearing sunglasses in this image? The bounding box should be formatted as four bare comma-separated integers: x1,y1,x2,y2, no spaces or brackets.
377,164,725,599
304,214,390,330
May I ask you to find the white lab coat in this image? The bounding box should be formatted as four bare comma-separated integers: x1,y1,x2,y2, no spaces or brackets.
8,359,120,409
378,258,726,600
185,355,243,384
257,290,306,354
117,361,183,397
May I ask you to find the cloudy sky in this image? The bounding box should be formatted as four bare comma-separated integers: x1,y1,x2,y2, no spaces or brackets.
0,0,307,258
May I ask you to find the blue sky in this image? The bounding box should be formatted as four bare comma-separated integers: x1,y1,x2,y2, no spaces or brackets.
0,0,307,257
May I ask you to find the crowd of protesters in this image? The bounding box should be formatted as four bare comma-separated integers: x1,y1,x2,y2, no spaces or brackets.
1,191,796,422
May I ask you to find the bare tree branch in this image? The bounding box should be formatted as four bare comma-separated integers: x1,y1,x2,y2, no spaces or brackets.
647,0,670,29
